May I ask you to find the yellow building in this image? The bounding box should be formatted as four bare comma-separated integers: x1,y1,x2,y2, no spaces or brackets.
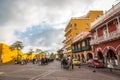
64,10,103,57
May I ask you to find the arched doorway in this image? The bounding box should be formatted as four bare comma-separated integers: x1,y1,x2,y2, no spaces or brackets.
106,49,117,66
106,49,117,59
87,53,93,61
81,54,85,63
78,54,80,61
98,51,104,63
75,54,77,58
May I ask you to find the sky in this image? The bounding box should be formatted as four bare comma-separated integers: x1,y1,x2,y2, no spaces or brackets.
0,0,120,53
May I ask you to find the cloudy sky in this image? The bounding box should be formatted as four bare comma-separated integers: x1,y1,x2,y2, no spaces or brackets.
0,0,119,53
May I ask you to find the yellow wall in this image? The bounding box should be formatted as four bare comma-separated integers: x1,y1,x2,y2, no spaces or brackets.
0,43,26,64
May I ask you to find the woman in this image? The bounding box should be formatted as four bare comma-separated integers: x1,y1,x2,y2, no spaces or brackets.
107,59,114,72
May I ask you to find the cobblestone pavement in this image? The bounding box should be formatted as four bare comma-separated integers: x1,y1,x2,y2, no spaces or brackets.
0,61,120,80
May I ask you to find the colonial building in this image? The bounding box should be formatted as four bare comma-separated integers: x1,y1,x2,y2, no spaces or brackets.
90,2,120,67
64,10,103,57
72,31,92,63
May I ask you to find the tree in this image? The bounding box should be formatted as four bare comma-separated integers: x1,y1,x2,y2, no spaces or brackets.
50,53,56,59
28,49,34,54
35,49,42,54
11,41,24,62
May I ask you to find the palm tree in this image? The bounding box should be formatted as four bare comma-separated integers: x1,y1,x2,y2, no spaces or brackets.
11,41,24,62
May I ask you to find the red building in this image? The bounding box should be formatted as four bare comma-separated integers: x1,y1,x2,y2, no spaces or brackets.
90,2,120,67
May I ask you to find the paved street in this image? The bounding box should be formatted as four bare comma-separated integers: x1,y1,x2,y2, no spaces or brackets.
0,60,120,80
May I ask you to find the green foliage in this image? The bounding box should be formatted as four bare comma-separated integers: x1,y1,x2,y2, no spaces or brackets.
11,41,24,50
50,53,56,58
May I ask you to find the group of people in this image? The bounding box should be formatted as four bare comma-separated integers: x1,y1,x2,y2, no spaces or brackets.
61,55,72,69
61,55,81,69
14,57,54,65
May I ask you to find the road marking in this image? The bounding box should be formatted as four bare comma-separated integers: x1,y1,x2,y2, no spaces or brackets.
29,70,55,80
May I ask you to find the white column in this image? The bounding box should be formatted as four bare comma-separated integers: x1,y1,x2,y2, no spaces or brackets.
116,17,120,31
105,23,109,37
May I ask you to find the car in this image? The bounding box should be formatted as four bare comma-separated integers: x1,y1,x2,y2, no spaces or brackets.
87,59,104,68
72,59,81,66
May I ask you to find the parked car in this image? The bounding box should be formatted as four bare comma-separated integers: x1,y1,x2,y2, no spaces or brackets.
72,59,81,66
87,59,104,68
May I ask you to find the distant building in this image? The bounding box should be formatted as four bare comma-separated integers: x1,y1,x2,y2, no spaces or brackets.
90,2,120,67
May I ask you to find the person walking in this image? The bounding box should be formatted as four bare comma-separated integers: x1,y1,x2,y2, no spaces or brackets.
107,58,114,72
67,55,72,69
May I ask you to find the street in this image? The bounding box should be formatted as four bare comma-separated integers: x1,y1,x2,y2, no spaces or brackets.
0,60,120,80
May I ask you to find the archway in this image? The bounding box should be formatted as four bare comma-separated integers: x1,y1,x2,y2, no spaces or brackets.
87,53,93,61
106,49,117,66
81,54,85,63
98,51,104,63
78,54,80,61
75,54,77,58
106,49,117,59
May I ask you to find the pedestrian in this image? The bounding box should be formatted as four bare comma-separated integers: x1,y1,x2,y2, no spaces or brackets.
107,58,114,72
67,55,72,69
93,66,96,72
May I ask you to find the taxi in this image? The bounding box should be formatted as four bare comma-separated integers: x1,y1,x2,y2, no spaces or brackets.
72,58,81,66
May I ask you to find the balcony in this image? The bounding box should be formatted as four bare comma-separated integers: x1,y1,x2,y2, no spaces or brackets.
65,50,71,53
65,45,71,49
82,45,91,51
90,28,120,45
72,48,82,53
64,37,72,43
65,27,72,36
91,2,120,29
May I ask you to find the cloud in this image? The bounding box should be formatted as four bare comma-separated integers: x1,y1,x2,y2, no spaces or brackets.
0,0,118,52
16,23,64,52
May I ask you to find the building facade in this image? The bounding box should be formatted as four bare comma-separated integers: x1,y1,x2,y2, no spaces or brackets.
64,10,103,57
72,32,92,63
90,2,120,67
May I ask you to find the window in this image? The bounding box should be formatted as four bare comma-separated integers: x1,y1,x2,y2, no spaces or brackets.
82,41,85,47
78,43,80,48
74,23,77,29
86,23,89,29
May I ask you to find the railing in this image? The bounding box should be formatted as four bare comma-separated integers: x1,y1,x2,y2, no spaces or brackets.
66,50,71,53
65,45,71,49
91,2,120,29
65,27,71,35
82,45,91,51
64,37,72,43
72,48,81,53
90,28,120,45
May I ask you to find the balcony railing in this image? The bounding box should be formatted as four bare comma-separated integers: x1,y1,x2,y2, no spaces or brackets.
82,45,91,51
65,45,71,49
90,28,120,45
72,48,81,53
66,50,71,53
91,2,120,29
64,37,72,43
65,27,71,36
